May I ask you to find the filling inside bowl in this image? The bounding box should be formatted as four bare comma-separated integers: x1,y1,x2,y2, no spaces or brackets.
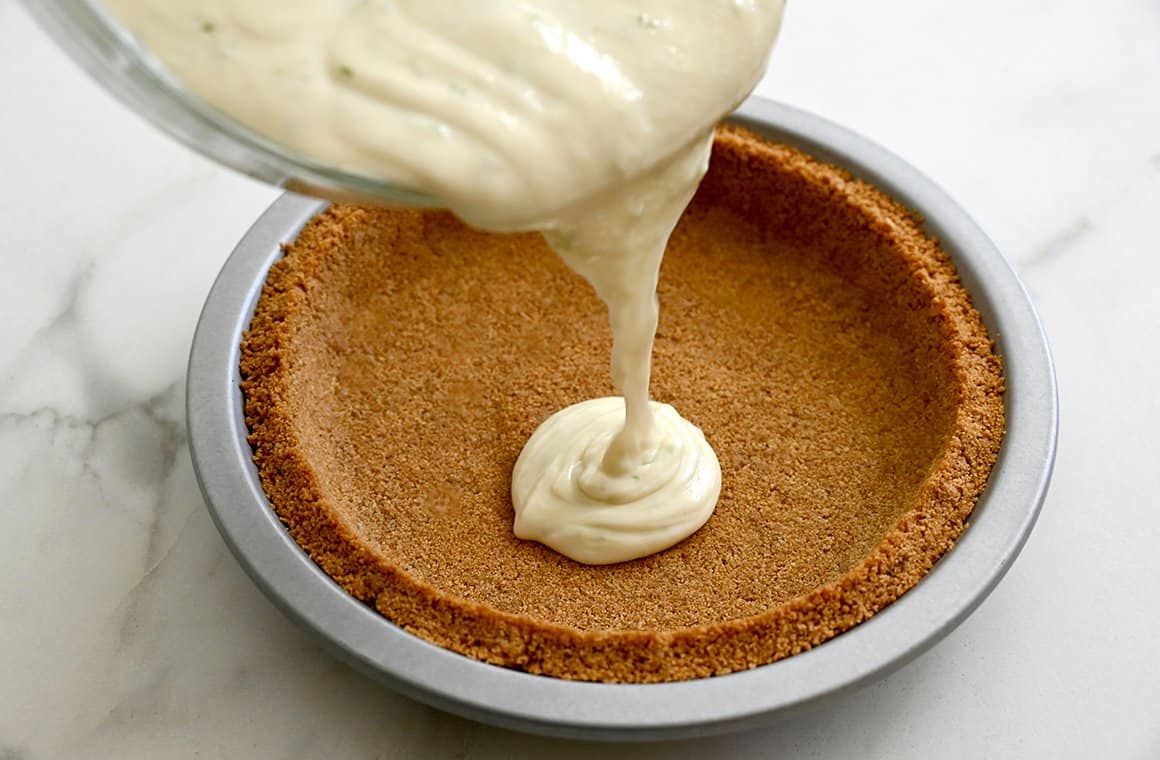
240,125,1004,683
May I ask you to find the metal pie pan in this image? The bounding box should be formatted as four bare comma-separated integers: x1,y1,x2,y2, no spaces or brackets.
187,97,1058,741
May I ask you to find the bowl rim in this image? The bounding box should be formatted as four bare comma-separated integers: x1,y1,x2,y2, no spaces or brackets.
187,96,1058,741
18,0,439,208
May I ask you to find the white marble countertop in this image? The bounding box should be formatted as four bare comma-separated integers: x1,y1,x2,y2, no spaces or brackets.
2,1,1157,757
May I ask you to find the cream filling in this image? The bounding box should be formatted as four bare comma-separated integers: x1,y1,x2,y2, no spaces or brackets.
517,131,722,564
513,398,720,565
101,0,785,564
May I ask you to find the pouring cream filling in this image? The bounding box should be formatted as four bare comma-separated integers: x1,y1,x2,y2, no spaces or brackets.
103,0,785,564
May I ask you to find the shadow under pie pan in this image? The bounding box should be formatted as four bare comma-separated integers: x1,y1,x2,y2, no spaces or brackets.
187,98,1062,742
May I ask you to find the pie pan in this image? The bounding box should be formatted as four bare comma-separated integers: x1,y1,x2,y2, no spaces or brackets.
187,97,1057,741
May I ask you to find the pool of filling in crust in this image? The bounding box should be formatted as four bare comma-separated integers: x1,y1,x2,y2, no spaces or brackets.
240,126,1005,683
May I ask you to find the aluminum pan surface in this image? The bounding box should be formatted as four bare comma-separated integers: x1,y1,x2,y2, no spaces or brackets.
186,97,1058,741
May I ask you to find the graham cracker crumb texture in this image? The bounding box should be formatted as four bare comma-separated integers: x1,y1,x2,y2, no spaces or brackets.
239,125,1005,683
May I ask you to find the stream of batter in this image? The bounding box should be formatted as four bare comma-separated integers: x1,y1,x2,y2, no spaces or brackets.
103,0,786,564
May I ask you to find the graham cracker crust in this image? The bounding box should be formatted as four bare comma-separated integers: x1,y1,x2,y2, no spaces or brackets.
240,125,1005,683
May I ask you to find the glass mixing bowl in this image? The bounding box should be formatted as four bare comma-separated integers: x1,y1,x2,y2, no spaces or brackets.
20,0,438,207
